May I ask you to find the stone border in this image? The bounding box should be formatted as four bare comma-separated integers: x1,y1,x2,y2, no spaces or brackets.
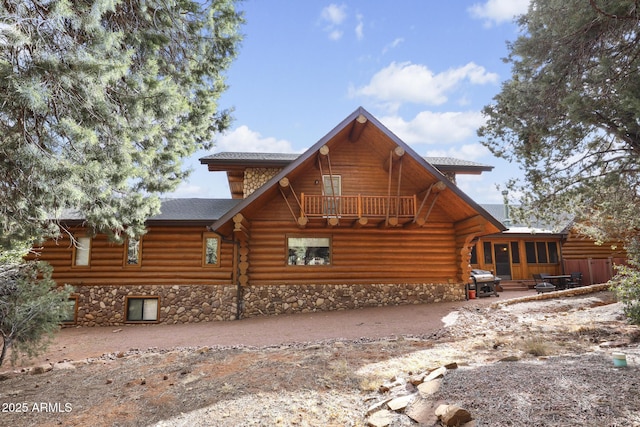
491,283,611,308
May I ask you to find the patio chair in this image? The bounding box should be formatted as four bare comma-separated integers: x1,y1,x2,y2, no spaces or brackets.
567,272,583,288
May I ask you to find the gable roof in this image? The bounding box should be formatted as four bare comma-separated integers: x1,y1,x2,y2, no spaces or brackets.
209,106,505,234
200,152,493,175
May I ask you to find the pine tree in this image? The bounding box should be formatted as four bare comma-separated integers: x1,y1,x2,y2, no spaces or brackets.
478,0,640,321
0,0,244,247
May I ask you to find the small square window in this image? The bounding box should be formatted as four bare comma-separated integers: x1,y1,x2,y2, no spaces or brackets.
126,297,159,322
73,236,91,267
203,233,220,266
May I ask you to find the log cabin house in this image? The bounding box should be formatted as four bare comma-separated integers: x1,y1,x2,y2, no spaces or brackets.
35,107,508,326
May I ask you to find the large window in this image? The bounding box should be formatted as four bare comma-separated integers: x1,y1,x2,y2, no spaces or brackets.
203,233,220,266
73,236,91,267
525,241,559,264
126,297,159,322
287,237,331,266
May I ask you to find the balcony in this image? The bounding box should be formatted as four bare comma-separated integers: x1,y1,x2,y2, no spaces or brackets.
300,194,417,219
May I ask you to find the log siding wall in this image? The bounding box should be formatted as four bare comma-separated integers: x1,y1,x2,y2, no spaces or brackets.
246,220,459,285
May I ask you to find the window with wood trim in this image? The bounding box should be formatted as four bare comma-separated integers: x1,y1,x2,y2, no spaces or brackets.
322,175,341,216
124,237,142,267
73,236,91,267
203,233,220,266
525,241,559,264
287,236,331,266
125,297,159,322
469,244,478,265
62,295,79,324
483,241,492,264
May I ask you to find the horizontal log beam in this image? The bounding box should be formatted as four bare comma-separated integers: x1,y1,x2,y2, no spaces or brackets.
349,114,368,142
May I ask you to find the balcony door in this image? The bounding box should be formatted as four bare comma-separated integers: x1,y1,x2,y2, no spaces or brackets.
322,175,341,216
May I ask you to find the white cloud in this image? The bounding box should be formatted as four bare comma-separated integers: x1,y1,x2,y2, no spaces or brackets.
213,125,296,153
320,4,347,40
382,37,404,54
468,0,530,26
352,62,499,110
321,4,347,25
355,13,364,40
425,143,490,160
380,111,487,145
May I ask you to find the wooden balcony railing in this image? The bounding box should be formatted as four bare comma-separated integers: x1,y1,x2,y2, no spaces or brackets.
300,193,417,218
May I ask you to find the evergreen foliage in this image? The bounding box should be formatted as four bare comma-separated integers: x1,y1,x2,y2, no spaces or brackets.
0,261,73,366
0,0,244,247
478,0,640,320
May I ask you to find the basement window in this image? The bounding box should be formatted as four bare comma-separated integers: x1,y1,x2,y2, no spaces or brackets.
62,295,79,325
287,237,331,266
126,297,159,322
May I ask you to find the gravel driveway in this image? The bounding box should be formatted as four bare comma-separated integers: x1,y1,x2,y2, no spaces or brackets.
12,290,531,369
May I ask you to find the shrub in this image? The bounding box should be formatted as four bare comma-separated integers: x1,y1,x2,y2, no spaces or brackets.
0,261,73,366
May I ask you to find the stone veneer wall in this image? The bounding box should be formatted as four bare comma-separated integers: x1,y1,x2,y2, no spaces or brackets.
244,167,282,197
69,282,465,326
72,284,238,326
241,282,466,318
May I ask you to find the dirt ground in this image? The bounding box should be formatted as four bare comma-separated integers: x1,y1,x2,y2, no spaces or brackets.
1,288,639,426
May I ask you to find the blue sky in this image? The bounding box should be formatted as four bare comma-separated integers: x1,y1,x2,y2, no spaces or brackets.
168,0,531,204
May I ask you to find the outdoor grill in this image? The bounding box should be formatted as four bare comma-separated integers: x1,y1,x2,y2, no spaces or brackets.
469,269,501,298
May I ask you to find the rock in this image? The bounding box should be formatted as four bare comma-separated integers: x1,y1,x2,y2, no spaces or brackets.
366,399,391,416
367,409,394,427
444,362,458,370
417,378,442,397
600,340,629,348
387,394,415,411
408,373,426,385
435,404,472,426
424,366,447,383
52,362,76,370
30,364,52,375
405,398,443,425
499,355,520,362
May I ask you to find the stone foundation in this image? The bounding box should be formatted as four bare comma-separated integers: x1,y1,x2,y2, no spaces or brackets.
241,282,466,318
68,282,465,326
71,284,238,326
